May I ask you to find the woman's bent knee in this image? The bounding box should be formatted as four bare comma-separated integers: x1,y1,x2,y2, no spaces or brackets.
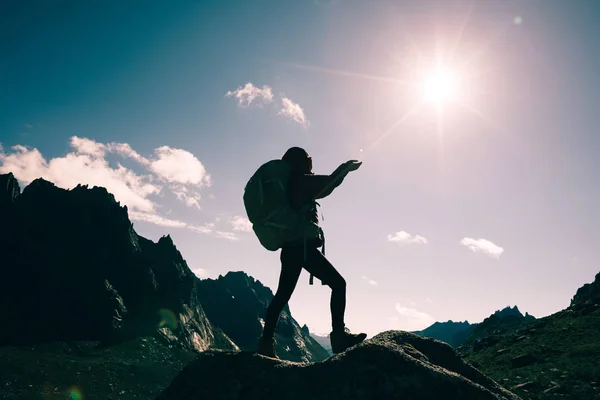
330,276,346,291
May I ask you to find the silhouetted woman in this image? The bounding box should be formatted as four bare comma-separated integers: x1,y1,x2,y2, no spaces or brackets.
257,147,367,358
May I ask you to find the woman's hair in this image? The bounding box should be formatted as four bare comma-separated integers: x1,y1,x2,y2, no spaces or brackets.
282,147,312,173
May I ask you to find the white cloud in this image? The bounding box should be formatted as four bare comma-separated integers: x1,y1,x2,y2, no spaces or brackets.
361,275,378,286
71,136,107,157
0,141,159,213
0,145,49,185
460,237,504,259
387,231,428,245
278,97,309,127
230,215,252,232
394,302,435,331
226,83,274,108
216,231,239,241
0,136,212,226
150,146,211,187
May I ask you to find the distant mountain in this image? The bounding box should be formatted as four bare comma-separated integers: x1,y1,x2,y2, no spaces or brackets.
196,271,329,362
0,173,236,351
310,332,333,355
460,306,535,352
412,320,472,348
413,306,535,349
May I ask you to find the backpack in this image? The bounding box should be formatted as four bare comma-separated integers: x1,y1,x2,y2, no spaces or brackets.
243,159,321,251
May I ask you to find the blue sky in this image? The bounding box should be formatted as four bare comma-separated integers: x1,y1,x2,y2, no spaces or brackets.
2,0,600,337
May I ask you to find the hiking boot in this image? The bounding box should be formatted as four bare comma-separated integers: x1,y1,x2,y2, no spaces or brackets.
256,336,279,359
330,328,367,354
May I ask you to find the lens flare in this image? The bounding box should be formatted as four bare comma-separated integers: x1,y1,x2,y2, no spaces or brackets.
66,386,83,400
158,308,178,330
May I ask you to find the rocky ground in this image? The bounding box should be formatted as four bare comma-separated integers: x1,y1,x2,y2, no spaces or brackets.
157,330,520,400
0,337,195,400
461,307,600,399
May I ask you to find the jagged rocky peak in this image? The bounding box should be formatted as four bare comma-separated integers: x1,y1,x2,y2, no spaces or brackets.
196,270,330,363
0,173,235,353
571,271,600,308
0,172,21,205
492,306,533,319
157,331,521,400
438,320,470,326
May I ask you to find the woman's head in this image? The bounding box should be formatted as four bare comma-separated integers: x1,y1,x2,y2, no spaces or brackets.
282,147,312,173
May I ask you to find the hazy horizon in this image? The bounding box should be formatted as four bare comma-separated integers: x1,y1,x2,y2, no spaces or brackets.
2,0,600,338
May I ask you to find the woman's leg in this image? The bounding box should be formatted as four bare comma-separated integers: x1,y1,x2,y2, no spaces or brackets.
261,246,304,341
303,248,366,354
302,248,347,332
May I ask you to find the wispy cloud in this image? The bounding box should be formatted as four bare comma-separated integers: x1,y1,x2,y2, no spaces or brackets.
387,231,428,245
216,231,239,241
188,224,213,234
230,215,252,232
460,237,504,259
361,275,378,286
172,186,202,210
226,82,309,127
106,142,150,166
226,83,274,108
398,297,417,307
278,97,309,127
394,302,435,331
129,212,187,228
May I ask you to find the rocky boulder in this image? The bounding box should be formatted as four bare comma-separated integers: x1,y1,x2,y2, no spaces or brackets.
157,331,520,400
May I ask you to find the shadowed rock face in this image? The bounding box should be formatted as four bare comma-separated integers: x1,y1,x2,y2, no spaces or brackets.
196,271,330,362
0,172,20,207
157,331,521,400
0,174,236,352
571,271,600,308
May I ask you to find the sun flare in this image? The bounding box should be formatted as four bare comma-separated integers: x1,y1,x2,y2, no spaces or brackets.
421,67,460,105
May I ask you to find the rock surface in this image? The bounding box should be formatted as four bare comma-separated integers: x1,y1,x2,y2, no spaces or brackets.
157,331,521,400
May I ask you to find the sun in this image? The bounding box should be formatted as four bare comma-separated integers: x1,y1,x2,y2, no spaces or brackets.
421,67,460,106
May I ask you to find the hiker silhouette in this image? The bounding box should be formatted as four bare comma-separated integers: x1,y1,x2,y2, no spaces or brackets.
257,147,367,359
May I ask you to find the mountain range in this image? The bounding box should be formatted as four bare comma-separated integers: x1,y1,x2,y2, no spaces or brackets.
413,305,536,349
1,171,598,399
